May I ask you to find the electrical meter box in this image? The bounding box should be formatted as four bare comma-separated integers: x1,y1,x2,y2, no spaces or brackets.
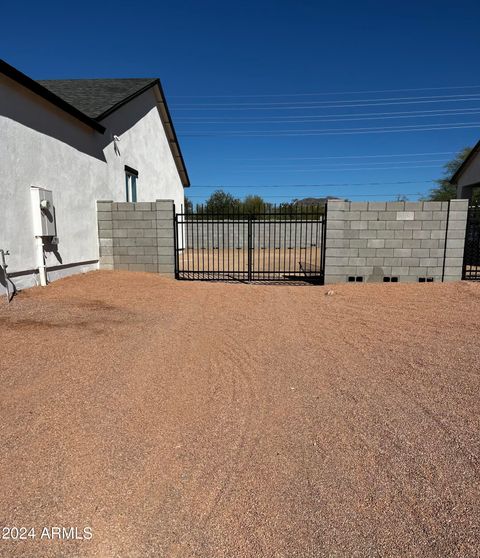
31,187,56,237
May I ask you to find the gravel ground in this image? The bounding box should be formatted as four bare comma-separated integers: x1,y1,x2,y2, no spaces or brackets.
0,271,479,557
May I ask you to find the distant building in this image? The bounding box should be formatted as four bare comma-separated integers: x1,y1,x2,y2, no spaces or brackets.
451,139,480,201
293,196,342,207
0,59,189,292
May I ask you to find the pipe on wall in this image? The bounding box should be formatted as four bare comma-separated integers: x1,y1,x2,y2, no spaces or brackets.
0,249,17,302
35,237,47,286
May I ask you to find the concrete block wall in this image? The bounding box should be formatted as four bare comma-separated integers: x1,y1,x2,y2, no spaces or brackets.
185,222,323,249
324,199,468,284
156,200,176,276
96,200,175,275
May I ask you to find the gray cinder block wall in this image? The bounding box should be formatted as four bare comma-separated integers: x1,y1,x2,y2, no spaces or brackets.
324,199,468,284
96,200,175,276
185,222,323,249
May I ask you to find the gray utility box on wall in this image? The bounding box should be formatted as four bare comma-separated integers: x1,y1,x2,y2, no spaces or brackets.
30,187,56,238
324,199,468,284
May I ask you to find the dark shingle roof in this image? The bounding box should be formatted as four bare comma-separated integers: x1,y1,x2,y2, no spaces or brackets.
36,78,158,120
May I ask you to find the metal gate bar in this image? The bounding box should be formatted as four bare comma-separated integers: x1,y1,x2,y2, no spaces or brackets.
463,205,480,280
174,205,326,283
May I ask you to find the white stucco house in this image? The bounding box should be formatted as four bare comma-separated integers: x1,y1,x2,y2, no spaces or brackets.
0,59,189,295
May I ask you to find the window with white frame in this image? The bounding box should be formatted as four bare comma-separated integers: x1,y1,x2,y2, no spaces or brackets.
125,166,138,202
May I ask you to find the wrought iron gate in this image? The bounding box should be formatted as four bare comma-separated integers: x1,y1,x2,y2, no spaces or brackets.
463,205,480,280
174,205,326,283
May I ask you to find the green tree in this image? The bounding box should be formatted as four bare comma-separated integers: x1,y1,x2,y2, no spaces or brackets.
426,147,472,201
205,190,240,213
183,195,193,213
242,195,266,214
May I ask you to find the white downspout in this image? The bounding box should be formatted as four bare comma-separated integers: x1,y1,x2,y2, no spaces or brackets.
35,236,47,286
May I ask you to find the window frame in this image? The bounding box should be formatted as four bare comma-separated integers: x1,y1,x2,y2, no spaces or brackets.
125,165,138,203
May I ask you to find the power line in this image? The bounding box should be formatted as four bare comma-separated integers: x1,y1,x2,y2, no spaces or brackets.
176,109,479,121
181,121,480,136
188,180,434,189
173,98,480,111
240,158,447,167
228,151,456,161
171,84,480,99
233,165,443,172
173,93,480,108
175,108,480,124
187,193,425,199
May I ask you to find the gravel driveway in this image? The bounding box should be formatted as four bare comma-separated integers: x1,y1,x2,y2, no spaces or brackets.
1,271,479,557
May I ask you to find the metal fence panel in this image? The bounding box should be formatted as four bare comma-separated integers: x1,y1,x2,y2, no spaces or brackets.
463,205,480,280
174,206,326,283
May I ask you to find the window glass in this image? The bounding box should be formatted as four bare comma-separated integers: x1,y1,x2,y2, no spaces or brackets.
130,175,137,202
125,171,138,202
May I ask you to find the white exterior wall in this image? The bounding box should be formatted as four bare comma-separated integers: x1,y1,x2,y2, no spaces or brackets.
456,149,480,200
102,88,185,211
459,154,480,185
0,75,185,293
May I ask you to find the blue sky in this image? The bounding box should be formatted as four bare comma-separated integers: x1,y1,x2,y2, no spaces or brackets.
2,0,480,204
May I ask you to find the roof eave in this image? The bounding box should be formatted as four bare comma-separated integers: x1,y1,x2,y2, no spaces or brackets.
0,59,105,133
153,81,191,188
